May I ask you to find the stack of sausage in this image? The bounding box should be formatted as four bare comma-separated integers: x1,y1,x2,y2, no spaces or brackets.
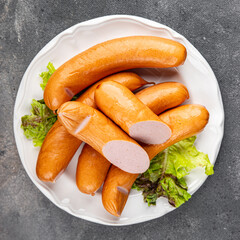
36,36,209,217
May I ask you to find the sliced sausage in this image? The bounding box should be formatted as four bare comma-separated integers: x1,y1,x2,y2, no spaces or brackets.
36,72,148,182
102,104,209,217
77,82,189,194
57,102,150,174
95,81,172,144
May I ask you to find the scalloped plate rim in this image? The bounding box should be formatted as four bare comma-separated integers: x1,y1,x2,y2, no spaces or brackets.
13,15,224,226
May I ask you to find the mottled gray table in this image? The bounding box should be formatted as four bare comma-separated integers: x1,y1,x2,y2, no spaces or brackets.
1,0,240,239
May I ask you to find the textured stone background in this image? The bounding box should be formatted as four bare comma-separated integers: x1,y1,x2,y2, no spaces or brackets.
0,0,240,239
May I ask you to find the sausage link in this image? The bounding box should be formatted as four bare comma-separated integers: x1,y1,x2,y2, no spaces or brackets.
44,36,186,110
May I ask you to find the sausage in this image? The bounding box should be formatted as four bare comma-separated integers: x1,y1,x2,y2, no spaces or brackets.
135,82,189,115
76,144,111,195
77,72,149,109
57,102,150,174
102,104,209,217
95,81,172,144
36,72,148,182
77,82,189,194
44,36,187,110
36,121,82,182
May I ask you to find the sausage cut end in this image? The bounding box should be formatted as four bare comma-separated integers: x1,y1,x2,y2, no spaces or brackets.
102,140,149,174
129,120,172,144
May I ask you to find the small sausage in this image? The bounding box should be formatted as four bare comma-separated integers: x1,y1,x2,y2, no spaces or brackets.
36,121,82,182
57,102,150,174
135,82,189,115
95,81,172,144
102,104,209,217
36,72,148,182
77,82,189,194
44,36,187,110
76,144,111,195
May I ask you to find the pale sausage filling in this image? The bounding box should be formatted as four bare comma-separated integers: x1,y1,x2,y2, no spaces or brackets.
102,140,149,174
129,120,172,145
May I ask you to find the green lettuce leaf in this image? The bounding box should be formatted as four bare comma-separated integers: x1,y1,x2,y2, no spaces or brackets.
21,99,57,147
132,136,214,207
39,62,55,90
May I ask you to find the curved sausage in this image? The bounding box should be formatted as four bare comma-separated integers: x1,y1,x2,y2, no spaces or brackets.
36,72,148,182
36,121,82,182
57,102,150,174
102,104,209,217
95,81,172,144
44,36,187,110
77,82,189,194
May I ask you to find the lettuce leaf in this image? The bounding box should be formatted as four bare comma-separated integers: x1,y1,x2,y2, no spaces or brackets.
21,62,57,147
132,136,214,207
21,99,57,147
39,62,55,90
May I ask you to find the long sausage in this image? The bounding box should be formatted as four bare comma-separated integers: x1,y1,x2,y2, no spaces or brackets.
44,36,187,110
77,82,189,194
36,72,148,182
95,81,172,144
102,104,209,217
57,102,150,174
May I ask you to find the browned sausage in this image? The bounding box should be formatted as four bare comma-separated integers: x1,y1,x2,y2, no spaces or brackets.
77,82,189,194
76,144,111,195
36,72,148,182
57,102,150,174
44,36,187,110
102,104,209,217
95,81,172,144
135,82,189,115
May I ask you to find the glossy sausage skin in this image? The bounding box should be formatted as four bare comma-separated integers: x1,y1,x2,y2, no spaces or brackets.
77,82,189,194
135,82,189,115
95,81,172,144
36,121,82,182
44,36,187,110
78,72,148,109
36,72,148,182
76,144,111,195
57,102,150,174
102,104,209,217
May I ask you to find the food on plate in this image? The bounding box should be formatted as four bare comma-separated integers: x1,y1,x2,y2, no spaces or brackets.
77,72,150,109
132,136,213,207
95,81,172,144
44,36,187,110
57,102,150,174
21,99,57,147
36,71,149,182
39,62,56,91
135,82,189,115
77,82,189,194
36,121,82,182
76,144,111,195
20,32,214,219
102,104,211,217
21,63,57,147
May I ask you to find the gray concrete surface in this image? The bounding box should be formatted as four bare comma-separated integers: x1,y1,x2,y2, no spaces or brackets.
0,0,240,239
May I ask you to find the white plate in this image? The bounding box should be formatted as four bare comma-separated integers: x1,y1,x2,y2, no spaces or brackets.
13,15,224,226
